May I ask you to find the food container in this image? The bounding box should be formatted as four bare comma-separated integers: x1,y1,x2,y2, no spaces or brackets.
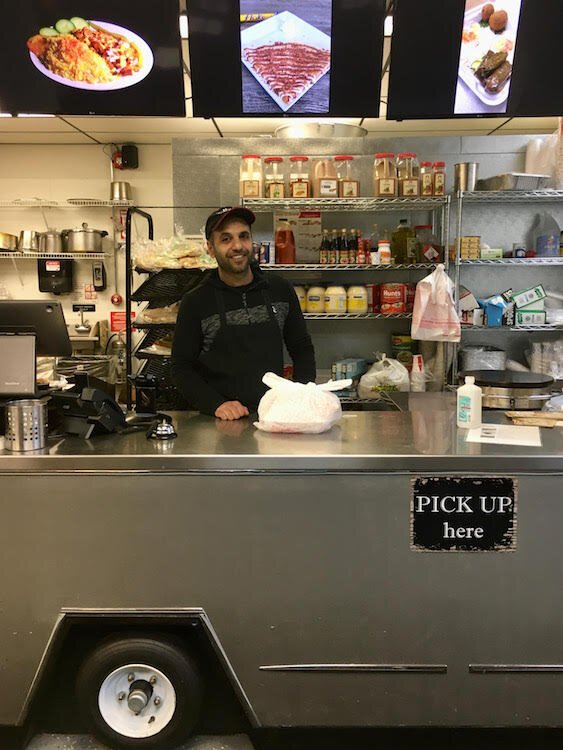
380,282,407,314
293,286,307,312
433,162,446,195
312,159,338,198
325,285,347,313
397,153,420,196
373,153,397,196
62,223,108,253
334,155,359,197
4,398,48,451
289,156,310,197
240,155,262,198
264,157,285,199
0,232,18,252
110,181,132,201
346,285,368,313
38,230,63,254
454,162,479,192
306,286,325,313
420,162,434,196
18,230,39,252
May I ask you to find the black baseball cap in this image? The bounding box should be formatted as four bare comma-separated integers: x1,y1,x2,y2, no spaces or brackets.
205,206,256,240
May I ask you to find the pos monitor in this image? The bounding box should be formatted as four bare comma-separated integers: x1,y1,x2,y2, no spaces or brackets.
0,301,72,397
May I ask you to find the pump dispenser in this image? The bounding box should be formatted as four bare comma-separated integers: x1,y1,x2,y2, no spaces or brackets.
457,375,482,429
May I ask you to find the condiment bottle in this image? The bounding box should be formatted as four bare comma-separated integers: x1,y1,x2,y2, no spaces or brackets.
325,285,347,313
329,229,339,264
240,154,262,198
432,161,446,196
456,375,482,429
293,285,306,312
312,158,338,198
319,228,330,264
306,286,325,313
391,218,416,263
334,155,360,197
397,153,420,197
347,285,368,313
339,228,350,264
373,153,397,196
274,217,296,264
420,161,433,197
378,239,391,265
289,155,310,197
263,156,285,199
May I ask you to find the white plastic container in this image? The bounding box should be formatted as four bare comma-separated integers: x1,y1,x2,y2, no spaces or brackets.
346,285,368,313
240,154,262,198
306,286,325,313
293,285,307,312
531,211,560,257
456,375,482,429
324,285,347,313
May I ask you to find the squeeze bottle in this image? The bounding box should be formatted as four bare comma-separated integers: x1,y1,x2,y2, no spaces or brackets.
456,375,482,429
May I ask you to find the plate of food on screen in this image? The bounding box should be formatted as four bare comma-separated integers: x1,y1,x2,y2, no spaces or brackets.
457,0,522,108
241,11,331,112
26,16,154,90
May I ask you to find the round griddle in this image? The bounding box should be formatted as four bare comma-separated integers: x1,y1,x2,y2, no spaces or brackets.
463,370,554,388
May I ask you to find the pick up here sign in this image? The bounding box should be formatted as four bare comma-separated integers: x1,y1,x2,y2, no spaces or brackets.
410,476,517,552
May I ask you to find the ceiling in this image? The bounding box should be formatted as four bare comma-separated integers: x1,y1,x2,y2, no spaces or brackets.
0,10,558,146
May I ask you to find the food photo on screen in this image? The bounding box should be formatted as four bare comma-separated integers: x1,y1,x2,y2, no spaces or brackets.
26,15,154,90
240,0,332,113
454,0,523,114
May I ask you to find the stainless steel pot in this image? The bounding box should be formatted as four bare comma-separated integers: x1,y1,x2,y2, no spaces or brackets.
62,223,108,253
110,181,132,201
0,232,18,252
38,230,63,254
18,230,39,252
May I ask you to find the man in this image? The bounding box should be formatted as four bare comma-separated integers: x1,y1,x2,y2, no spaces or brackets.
171,206,316,420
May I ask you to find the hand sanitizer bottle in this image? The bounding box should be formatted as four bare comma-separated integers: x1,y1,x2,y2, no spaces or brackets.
457,375,482,429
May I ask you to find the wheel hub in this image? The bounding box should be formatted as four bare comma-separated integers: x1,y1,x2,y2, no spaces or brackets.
127,679,154,713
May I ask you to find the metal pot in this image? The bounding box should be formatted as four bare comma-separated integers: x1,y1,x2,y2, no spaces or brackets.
462,370,554,410
38,230,63,254
0,232,18,252
110,181,132,201
18,230,39,252
62,223,108,253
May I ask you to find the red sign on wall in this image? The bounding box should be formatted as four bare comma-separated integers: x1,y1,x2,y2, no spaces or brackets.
110,311,135,333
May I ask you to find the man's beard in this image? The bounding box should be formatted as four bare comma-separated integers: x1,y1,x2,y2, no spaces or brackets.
216,251,250,274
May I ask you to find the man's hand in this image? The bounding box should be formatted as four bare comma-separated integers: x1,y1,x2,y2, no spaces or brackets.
214,400,249,421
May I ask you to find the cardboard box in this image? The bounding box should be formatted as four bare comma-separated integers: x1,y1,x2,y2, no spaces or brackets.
518,297,545,311
484,295,508,327
459,285,480,311
515,310,546,325
480,247,503,259
512,284,547,309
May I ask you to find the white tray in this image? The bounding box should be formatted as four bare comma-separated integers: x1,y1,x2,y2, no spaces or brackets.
457,0,523,108
241,11,331,112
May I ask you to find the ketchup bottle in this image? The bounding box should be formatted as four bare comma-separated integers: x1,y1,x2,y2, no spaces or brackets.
275,218,296,264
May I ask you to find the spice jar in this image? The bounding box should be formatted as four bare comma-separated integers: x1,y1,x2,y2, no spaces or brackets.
433,161,446,196
274,217,296,264
420,161,433,197
312,158,338,198
334,155,360,197
289,156,310,198
264,157,285,199
306,286,326,313
240,154,262,198
397,153,420,197
373,153,397,196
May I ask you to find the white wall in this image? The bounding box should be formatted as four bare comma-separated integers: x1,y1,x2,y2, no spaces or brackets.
0,143,173,334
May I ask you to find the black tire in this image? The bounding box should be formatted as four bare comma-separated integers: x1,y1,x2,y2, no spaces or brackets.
76,634,202,750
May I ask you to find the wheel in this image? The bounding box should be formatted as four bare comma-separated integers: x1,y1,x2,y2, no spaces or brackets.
76,634,202,750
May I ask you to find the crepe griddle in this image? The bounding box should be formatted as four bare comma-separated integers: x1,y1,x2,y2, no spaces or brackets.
464,370,554,388
462,370,555,410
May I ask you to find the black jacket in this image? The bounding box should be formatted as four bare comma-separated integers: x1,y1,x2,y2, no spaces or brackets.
171,265,316,415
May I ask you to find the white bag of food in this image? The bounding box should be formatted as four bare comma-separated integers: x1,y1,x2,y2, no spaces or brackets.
411,263,461,342
254,372,352,434
357,355,410,397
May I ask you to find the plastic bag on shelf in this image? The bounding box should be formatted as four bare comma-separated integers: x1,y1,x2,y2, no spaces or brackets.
357,354,410,397
136,303,179,324
254,372,352,434
133,225,217,271
411,264,461,342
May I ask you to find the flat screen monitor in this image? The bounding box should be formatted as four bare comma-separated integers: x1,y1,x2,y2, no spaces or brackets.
0,301,72,357
387,0,563,119
0,0,185,116
188,0,386,117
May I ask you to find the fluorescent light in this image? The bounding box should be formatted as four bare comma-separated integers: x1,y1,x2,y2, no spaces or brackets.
179,13,189,39
384,15,393,37
17,113,56,118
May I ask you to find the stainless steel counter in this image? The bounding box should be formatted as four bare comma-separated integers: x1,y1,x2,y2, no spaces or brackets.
1,394,562,473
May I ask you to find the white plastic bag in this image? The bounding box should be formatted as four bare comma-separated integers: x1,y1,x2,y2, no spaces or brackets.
411,264,461,342
357,355,410,398
254,373,352,433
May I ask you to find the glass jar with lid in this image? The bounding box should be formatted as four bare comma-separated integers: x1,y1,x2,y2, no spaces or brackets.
240,154,262,198
373,153,397,196
433,161,446,196
397,153,420,197
419,161,433,197
274,217,296,264
334,155,360,197
264,157,285,199
289,156,311,198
